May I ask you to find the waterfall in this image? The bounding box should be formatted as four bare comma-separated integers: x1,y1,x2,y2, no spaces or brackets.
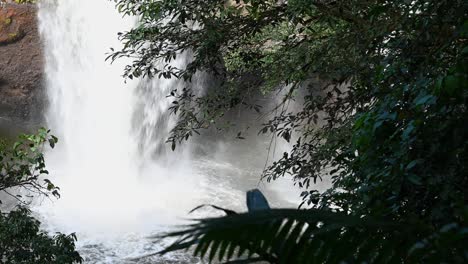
36,0,205,237
34,0,302,261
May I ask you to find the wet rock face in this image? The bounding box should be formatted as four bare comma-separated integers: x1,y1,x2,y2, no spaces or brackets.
0,2,44,126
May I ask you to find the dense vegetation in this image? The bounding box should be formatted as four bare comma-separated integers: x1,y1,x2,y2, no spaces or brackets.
0,129,82,263
112,0,467,263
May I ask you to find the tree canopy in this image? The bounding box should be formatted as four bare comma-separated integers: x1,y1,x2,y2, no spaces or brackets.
111,0,467,262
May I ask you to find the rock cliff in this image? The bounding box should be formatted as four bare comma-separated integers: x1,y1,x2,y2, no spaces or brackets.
0,2,44,128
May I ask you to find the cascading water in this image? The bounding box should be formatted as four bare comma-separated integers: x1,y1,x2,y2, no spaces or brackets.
35,0,207,260
35,0,303,262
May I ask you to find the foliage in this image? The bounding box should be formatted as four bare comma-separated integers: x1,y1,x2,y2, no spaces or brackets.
160,208,467,263
0,128,59,199
0,208,81,263
112,0,468,262
0,129,82,263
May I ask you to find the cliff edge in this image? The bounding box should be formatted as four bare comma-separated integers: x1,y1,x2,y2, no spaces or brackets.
0,2,44,127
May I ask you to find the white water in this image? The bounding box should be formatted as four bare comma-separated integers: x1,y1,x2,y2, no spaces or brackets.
35,0,302,262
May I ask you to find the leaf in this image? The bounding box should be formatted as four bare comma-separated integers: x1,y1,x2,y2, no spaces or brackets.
414,94,434,106
402,121,415,140
52,190,61,198
407,174,422,185
189,204,238,216
13,142,21,150
48,138,55,148
282,131,291,142
406,159,422,171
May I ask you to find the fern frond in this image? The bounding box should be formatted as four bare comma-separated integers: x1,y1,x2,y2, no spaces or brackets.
158,209,402,263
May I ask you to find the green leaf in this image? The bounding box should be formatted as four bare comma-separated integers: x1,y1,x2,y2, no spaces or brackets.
408,174,422,185
406,159,422,171
414,94,434,106
48,138,56,148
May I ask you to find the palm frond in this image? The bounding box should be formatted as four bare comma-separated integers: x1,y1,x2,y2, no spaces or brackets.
189,204,238,215
158,209,403,263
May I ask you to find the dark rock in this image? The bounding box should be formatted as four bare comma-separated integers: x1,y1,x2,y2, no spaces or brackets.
247,189,271,212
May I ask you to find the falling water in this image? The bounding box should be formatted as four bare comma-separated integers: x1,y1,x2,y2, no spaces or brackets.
35,0,206,258
35,0,303,262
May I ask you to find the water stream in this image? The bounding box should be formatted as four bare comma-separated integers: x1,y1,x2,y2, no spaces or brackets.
34,0,304,263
